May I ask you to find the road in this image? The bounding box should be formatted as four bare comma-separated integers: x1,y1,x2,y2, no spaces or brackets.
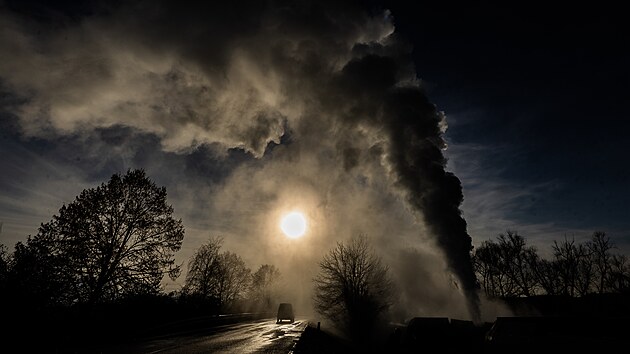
110,317,308,353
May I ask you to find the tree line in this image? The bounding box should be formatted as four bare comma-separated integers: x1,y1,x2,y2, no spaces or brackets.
181,236,282,313
473,230,630,298
0,169,282,315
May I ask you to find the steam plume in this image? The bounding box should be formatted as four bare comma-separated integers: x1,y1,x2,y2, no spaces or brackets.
332,52,481,321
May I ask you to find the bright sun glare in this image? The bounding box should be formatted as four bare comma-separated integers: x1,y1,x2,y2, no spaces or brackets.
280,212,307,238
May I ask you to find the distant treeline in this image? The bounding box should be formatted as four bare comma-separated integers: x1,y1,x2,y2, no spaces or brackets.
473,231,630,298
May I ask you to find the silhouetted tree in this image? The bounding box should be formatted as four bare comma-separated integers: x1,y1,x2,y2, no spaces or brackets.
588,232,614,294
0,243,9,297
183,237,223,300
250,264,281,311
184,238,251,311
9,239,75,306
313,236,392,342
10,169,184,306
473,240,511,297
608,254,630,292
498,231,540,296
552,237,593,297
0,244,7,272
214,252,251,309
473,231,539,297
534,258,563,296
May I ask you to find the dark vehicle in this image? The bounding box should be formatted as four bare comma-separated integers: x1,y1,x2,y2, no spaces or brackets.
276,303,294,323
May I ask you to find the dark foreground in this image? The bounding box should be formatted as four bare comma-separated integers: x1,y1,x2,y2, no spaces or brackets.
294,293,630,353
292,319,488,354
293,316,630,354
8,313,630,353
6,294,630,353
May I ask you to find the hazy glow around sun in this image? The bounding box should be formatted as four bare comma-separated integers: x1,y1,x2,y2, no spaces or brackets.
280,212,307,238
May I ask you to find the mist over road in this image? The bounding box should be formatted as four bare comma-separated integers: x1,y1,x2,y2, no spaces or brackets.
111,317,307,353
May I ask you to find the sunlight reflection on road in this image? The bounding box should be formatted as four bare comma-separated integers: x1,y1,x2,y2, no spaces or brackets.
139,318,307,354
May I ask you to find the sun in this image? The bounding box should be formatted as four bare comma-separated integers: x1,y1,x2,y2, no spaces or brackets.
280,212,307,238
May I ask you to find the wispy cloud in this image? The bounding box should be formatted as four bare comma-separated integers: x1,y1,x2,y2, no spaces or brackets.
445,140,628,257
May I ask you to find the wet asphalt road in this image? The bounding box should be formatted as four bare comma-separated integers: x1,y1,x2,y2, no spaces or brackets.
114,317,308,353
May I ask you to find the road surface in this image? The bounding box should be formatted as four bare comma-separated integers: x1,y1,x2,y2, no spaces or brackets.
110,317,308,353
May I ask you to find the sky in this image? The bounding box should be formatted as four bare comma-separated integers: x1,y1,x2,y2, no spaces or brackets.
1,0,629,321
387,1,630,255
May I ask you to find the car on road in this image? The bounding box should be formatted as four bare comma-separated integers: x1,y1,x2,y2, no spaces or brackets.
276,303,294,323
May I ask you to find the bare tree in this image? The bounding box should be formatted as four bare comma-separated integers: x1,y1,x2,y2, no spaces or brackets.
552,237,594,296
313,236,392,341
183,237,223,299
0,244,8,275
0,243,9,294
588,232,613,294
214,252,251,309
10,169,184,306
473,231,540,298
474,240,512,298
608,254,630,292
250,264,281,311
497,231,540,296
184,240,251,311
534,258,563,296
